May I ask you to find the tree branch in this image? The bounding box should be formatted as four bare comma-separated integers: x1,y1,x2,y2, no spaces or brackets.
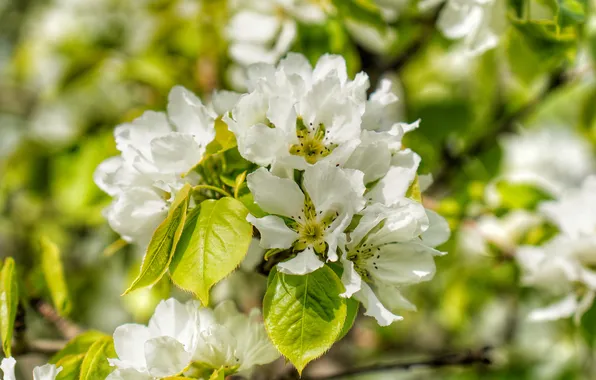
31,299,83,340
303,346,493,380
429,68,569,193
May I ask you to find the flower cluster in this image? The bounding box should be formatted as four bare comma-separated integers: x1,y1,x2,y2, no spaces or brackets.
227,53,450,325
1,357,61,380
106,298,279,379
517,176,596,322
95,52,450,326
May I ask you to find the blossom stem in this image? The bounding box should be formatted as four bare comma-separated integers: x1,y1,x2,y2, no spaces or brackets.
192,185,232,198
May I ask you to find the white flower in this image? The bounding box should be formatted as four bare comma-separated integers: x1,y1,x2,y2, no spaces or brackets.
94,86,216,246
496,126,595,198
225,53,367,172
516,176,596,322
364,149,422,206
431,0,506,55
247,162,366,275
1,357,62,380
192,301,280,373
107,299,278,379
540,176,596,239
226,0,326,69
108,298,207,379
340,201,449,326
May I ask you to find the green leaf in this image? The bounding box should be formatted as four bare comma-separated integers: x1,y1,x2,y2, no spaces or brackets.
331,0,386,34
79,337,116,380
123,184,192,295
39,236,72,316
264,266,347,374
55,354,85,380
338,298,359,341
495,180,553,210
170,197,252,305
50,330,109,364
237,193,267,218
0,257,18,357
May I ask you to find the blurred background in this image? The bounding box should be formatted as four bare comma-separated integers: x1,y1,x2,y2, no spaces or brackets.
1,0,596,378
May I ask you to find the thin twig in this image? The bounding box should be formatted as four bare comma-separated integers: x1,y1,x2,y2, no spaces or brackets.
192,184,232,198
32,299,83,340
18,339,68,356
303,346,493,380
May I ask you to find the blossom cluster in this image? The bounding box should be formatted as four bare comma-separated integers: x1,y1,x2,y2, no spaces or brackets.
106,298,278,379
95,52,450,328
517,176,596,322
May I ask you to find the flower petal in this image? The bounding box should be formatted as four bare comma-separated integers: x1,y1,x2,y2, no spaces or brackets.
528,294,578,322
167,86,215,147
247,168,305,218
32,364,62,380
367,149,420,205
421,209,451,247
144,336,192,378
277,246,324,275
248,215,298,249
302,162,365,216
366,241,437,285
1,357,16,380
340,253,362,298
113,324,152,370
354,282,403,326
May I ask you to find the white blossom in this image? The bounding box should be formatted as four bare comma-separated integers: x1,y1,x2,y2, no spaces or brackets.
94,86,216,246
107,299,278,379
339,201,449,325
495,126,595,198
1,357,62,380
225,53,367,172
192,301,280,373
517,176,596,323
107,298,207,379
247,162,366,275
425,0,506,55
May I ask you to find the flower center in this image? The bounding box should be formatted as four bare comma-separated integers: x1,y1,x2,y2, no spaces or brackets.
347,243,381,282
290,194,338,256
289,118,336,164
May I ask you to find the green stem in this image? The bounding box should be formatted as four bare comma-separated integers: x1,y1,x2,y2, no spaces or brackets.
192,185,231,198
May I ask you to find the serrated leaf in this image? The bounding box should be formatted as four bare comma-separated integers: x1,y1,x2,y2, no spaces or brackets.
170,197,252,305
264,266,347,374
39,236,72,316
50,330,109,364
123,184,191,295
55,353,85,380
79,337,116,380
0,257,18,357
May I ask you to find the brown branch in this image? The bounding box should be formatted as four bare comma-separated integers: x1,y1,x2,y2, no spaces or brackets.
303,346,493,380
31,299,83,340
